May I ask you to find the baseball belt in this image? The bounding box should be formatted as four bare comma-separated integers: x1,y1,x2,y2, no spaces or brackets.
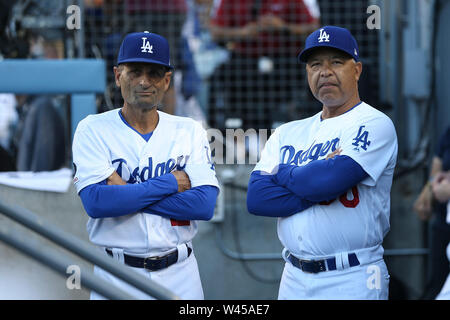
106,244,192,271
287,252,360,274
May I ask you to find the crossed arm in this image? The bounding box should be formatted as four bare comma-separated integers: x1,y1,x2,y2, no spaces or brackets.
247,149,369,217
79,170,218,221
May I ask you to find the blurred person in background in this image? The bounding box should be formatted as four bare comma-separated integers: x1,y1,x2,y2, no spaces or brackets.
12,94,66,172
208,0,320,131
0,1,21,171
173,0,221,126
0,1,68,172
0,94,18,171
414,126,450,299
9,31,67,172
431,170,450,300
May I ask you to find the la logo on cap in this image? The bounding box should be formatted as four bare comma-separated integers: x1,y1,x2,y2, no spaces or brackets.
318,28,330,43
141,31,153,53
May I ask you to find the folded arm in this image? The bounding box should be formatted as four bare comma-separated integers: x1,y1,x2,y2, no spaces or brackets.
81,169,219,221
79,173,178,219
142,185,219,221
247,171,317,217
273,155,369,202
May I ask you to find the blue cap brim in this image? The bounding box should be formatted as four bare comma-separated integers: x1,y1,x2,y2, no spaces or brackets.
298,44,358,63
117,58,174,69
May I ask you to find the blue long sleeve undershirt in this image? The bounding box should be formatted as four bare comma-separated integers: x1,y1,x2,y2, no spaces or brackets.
79,173,218,221
79,174,178,218
247,172,317,217
141,185,219,221
247,155,368,217
274,155,368,202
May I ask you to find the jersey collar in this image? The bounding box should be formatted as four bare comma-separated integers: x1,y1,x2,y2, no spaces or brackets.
320,101,363,122
118,109,154,142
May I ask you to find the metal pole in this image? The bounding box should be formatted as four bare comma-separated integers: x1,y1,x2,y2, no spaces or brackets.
384,248,429,256
215,225,281,261
0,200,179,300
76,0,85,58
0,225,137,300
216,224,429,261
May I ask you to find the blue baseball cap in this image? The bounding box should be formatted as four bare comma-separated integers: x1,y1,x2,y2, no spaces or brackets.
117,31,174,69
298,26,359,63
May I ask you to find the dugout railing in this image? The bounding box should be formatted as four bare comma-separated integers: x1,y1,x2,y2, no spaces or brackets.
0,199,179,300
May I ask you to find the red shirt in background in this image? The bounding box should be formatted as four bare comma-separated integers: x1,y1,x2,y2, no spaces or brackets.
125,0,187,14
211,0,317,57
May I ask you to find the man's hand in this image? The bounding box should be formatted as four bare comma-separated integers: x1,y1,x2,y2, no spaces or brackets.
432,172,450,203
326,147,342,160
258,14,286,31
107,171,126,185
171,170,191,193
239,21,259,38
107,170,191,193
413,184,433,221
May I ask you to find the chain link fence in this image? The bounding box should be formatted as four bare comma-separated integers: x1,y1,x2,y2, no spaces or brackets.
80,0,379,130
1,0,380,130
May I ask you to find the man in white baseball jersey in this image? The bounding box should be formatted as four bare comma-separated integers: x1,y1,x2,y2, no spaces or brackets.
247,26,398,299
72,31,219,299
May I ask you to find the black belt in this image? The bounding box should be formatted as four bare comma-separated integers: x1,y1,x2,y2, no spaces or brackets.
288,253,360,273
106,245,192,271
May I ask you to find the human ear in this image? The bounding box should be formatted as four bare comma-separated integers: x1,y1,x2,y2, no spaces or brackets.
164,71,173,92
355,62,362,81
114,66,122,88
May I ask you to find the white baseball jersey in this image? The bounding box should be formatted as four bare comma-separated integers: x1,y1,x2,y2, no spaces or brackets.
254,102,398,259
72,109,219,256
